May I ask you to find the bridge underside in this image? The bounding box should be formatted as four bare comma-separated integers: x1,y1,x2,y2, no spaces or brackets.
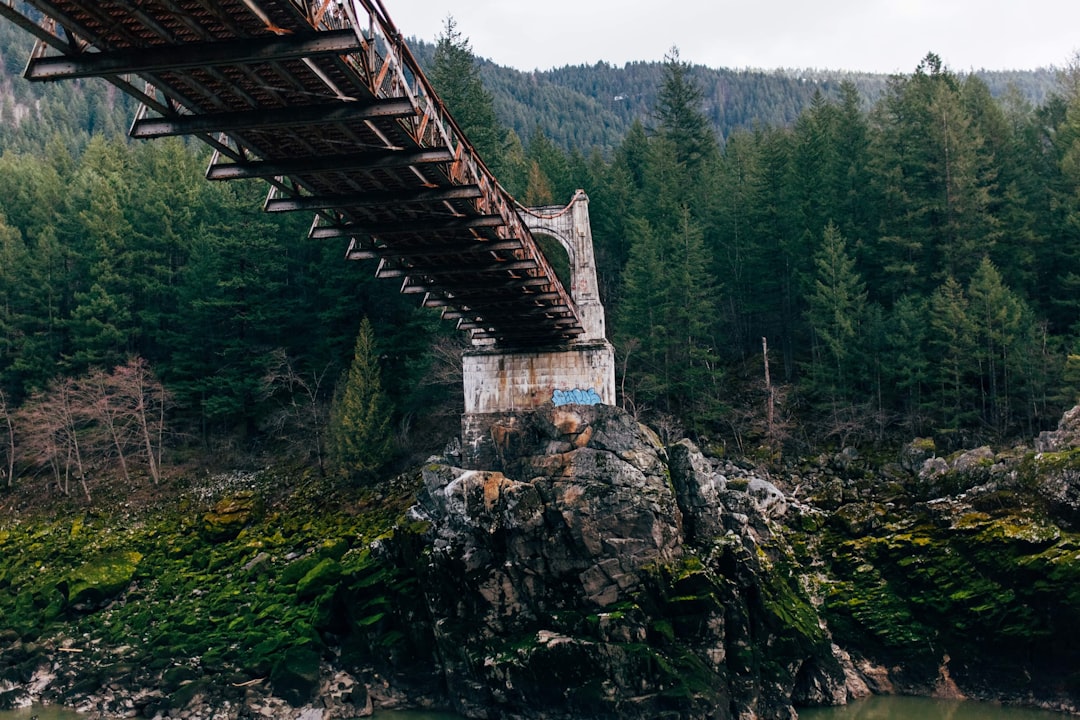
1,0,583,347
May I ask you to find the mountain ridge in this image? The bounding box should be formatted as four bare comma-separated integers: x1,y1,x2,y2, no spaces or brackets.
408,37,1062,152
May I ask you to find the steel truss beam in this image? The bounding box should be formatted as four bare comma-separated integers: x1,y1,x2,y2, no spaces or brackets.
401,277,552,294
131,98,415,138
265,184,481,213
375,259,538,279
421,292,563,308
309,215,504,239
345,238,523,260
206,147,453,180
25,29,362,80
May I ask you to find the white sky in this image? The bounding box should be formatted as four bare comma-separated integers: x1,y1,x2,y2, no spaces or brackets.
383,1,1080,74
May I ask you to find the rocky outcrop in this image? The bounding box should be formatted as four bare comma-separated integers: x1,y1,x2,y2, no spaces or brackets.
406,405,846,719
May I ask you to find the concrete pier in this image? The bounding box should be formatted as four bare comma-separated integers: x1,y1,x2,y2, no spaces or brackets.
461,191,616,462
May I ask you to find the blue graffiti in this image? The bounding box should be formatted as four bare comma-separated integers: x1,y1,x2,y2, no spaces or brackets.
552,388,602,406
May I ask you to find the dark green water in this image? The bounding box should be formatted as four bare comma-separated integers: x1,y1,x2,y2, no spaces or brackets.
799,696,1067,719
0,697,1069,719
0,708,85,720
371,697,1070,720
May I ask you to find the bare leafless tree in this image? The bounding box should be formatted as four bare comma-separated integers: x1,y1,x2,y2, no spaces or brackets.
261,349,333,472
18,378,91,500
12,358,171,498
107,358,171,485
0,388,14,488
83,366,132,484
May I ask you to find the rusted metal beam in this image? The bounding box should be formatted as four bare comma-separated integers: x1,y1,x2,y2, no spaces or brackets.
131,98,415,138
25,29,362,80
442,305,576,321
421,291,563,308
457,316,579,332
207,147,453,181
400,277,551,294
309,214,504,240
345,237,523,260
375,259,538,279
470,324,585,339
265,184,481,213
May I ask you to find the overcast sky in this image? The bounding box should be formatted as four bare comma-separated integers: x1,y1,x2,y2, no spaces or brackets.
384,1,1080,74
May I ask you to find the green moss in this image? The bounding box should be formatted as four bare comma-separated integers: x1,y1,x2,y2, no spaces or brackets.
650,618,675,643
65,550,142,606
295,558,343,599
911,437,936,453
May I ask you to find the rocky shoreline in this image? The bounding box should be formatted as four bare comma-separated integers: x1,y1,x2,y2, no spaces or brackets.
4,405,1080,718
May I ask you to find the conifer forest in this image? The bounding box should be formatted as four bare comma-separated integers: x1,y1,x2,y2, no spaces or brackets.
2,16,1080,497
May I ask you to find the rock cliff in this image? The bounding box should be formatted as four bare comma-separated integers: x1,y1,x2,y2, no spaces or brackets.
401,405,846,719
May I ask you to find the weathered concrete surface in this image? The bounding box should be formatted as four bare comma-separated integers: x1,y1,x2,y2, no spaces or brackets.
522,190,607,343
460,191,617,418
461,341,615,415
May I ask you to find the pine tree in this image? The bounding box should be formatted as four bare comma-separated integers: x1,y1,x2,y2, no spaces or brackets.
869,54,998,299
967,256,1033,435
803,223,867,411
884,294,931,436
655,47,717,175
166,181,292,438
63,138,136,372
615,200,719,431
429,17,503,171
328,318,393,481
928,275,978,440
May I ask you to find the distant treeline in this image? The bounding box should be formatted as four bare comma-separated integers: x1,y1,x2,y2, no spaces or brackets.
407,38,1063,153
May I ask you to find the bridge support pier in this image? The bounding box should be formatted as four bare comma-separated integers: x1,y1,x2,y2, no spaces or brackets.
461,191,616,466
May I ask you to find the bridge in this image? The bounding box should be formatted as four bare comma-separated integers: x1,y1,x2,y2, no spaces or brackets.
0,0,616,419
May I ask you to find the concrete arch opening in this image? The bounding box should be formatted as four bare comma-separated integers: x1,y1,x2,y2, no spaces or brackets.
532,232,573,297
461,190,617,440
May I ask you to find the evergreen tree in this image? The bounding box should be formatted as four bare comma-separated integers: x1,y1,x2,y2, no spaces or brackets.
0,217,28,395
707,129,760,357
429,17,503,171
62,137,136,372
967,256,1033,435
654,47,717,176
746,126,802,377
803,223,867,411
8,226,67,396
166,181,292,439
328,317,393,481
928,275,978,440
615,204,719,432
869,54,999,300
884,296,931,435
525,126,572,202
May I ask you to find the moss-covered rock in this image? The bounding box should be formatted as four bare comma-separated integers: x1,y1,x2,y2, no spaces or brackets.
269,644,322,707
64,550,142,607
201,491,262,540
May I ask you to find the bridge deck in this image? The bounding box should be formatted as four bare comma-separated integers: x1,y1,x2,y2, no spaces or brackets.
0,0,583,347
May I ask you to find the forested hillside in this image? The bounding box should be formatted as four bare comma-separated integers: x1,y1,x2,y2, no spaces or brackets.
0,18,1079,502
407,38,1061,153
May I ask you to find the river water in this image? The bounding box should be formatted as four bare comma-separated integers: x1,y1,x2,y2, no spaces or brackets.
0,697,1069,719
373,699,1072,719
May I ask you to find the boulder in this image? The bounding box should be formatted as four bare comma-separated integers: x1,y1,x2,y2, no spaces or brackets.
201,491,262,541
63,551,142,608
1036,404,1080,452
270,645,322,707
